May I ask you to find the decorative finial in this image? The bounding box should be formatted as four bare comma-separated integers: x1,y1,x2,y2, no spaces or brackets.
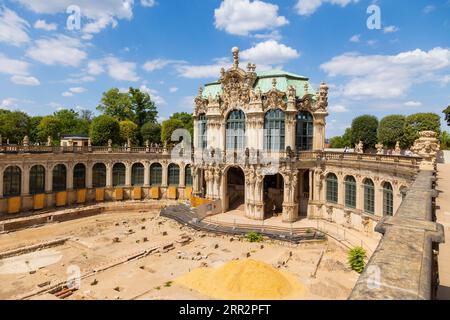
304,82,309,94
272,78,277,89
232,47,239,68
198,86,203,96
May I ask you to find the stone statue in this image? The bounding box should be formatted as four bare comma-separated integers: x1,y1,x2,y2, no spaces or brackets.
23,135,29,147
393,141,401,155
375,143,384,155
108,139,112,147
232,47,239,68
411,131,440,169
47,136,52,146
355,141,364,154
287,85,296,100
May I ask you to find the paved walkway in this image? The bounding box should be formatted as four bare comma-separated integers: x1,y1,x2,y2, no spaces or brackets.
437,164,450,300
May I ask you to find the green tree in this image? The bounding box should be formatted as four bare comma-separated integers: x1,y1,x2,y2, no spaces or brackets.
53,109,87,135
161,119,185,145
37,116,62,143
348,247,367,274
141,122,162,144
28,116,43,143
377,115,406,149
119,120,139,144
351,115,379,150
0,110,31,144
444,105,450,126
169,112,194,138
90,115,121,146
129,87,158,128
329,136,345,148
441,131,450,150
402,113,441,148
97,88,132,121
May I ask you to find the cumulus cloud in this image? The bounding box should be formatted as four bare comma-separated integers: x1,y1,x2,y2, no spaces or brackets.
0,97,34,109
143,59,186,72
34,19,57,31
0,54,30,76
62,87,87,97
383,25,399,34
10,75,40,86
329,105,349,113
140,0,156,7
176,57,230,79
87,57,139,82
140,85,166,105
295,0,359,16
0,6,30,46
214,0,288,36
349,34,360,43
26,35,87,67
320,47,450,99
240,40,300,65
404,101,422,107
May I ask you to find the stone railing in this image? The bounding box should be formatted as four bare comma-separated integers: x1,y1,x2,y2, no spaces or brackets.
298,151,422,166
349,170,444,300
0,145,166,154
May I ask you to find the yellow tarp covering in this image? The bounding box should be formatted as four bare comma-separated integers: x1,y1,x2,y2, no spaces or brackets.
175,259,306,300
150,187,160,199
185,187,193,200
167,186,177,200
8,197,21,214
133,187,142,200
96,188,105,202
190,196,211,208
33,194,45,210
77,189,86,204
56,191,67,207
115,188,123,201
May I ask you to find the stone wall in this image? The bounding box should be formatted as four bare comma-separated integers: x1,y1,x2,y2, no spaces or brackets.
349,170,444,300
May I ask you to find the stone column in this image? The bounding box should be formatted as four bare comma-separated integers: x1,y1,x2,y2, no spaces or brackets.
338,173,344,207
106,163,113,188
161,163,168,187
282,171,299,223
125,162,132,187
67,164,74,190
86,163,93,189
357,178,364,212
309,170,313,201
144,162,150,187
46,164,53,193
285,112,297,151
375,181,384,217
22,165,30,196
179,163,186,188
313,112,327,151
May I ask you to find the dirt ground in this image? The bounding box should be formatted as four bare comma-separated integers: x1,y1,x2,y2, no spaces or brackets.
0,209,359,300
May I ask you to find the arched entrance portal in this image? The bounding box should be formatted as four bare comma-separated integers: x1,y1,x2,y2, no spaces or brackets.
263,174,284,218
226,167,245,212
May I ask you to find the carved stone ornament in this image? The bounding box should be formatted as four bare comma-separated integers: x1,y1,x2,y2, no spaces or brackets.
263,78,287,111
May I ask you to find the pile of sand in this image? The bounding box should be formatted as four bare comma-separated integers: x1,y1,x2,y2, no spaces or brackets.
174,259,306,300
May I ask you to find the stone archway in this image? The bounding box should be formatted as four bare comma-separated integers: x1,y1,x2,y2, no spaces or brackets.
263,173,284,218
225,166,245,212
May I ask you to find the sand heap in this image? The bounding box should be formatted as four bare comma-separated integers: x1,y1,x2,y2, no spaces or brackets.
174,259,306,300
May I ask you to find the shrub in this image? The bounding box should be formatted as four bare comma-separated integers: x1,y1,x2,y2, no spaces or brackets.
348,247,366,274
246,232,263,243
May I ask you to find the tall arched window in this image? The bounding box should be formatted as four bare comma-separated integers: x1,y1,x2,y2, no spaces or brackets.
296,111,314,151
112,163,126,187
185,165,193,186
326,173,338,204
73,164,86,190
383,182,394,216
52,164,67,192
364,179,375,214
132,163,144,186
264,109,285,151
30,165,45,195
345,176,356,208
150,163,162,186
3,166,21,197
226,110,246,151
168,164,180,186
198,114,207,150
92,163,106,188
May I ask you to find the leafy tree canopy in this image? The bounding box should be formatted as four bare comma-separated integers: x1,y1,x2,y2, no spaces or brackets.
377,115,406,149
0,110,30,144
90,115,121,146
141,122,162,144
402,113,441,148
444,105,450,126
119,120,139,144
351,115,379,150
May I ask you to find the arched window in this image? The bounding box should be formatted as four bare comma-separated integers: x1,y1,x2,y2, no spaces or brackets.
3,166,21,197
264,109,285,151
52,164,67,192
383,182,394,216
345,176,356,208
92,163,106,188
226,110,246,151
132,163,144,186
296,111,314,151
185,165,193,186
112,163,126,187
73,164,86,190
168,164,180,186
30,165,45,195
326,173,338,204
364,179,375,214
198,114,207,150
150,163,162,186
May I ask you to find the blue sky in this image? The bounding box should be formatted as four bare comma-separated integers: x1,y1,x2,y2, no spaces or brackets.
0,0,449,138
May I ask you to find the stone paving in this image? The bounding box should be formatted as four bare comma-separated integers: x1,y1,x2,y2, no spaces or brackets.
436,164,450,300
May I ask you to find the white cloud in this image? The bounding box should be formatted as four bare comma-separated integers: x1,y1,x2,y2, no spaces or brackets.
178,95,196,110
254,30,282,41
170,87,178,93
0,97,34,109
0,7,30,46
349,34,360,43
320,47,450,99
104,57,139,82
423,5,435,14
295,0,359,16
87,60,105,75
26,35,87,67
214,0,288,36
140,0,156,7
383,25,399,33
10,75,40,86
240,40,300,65
0,54,30,76
329,104,349,113
143,59,185,72
404,101,422,107
34,19,57,31
62,87,87,97
176,57,230,79
140,85,166,105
